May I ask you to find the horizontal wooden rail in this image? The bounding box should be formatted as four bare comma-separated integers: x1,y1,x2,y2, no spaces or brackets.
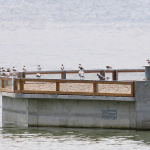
20,69,145,80
24,69,145,74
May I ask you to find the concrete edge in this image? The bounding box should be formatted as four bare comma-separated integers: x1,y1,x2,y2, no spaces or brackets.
1,92,135,102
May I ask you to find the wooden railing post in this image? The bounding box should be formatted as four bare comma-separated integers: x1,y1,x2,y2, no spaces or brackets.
20,79,24,91
1,79,4,88
14,80,18,91
61,71,66,79
131,82,134,97
56,82,60,92
93,82,98,94
22,72,26,78
112,70,118,80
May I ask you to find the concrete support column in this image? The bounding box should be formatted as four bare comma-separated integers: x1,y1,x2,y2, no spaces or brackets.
135,81,150,129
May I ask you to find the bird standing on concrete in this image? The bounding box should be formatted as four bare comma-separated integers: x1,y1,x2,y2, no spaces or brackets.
23,66,27,72
61,64,64,70
106,65,112,69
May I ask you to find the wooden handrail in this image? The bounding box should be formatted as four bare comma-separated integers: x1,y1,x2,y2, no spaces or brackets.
20,69,145,80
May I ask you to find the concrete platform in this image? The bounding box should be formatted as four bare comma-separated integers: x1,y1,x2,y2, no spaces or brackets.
2,81,150,130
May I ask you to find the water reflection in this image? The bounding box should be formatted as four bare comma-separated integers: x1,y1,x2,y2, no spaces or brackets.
1,127,150,150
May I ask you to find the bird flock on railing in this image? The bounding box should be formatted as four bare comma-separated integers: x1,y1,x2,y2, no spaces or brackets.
0,64,113,80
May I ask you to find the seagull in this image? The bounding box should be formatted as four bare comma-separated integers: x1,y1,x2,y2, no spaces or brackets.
146,59,150,65
79,64,84,70
12,66,16,72
7,68,11,72
61,64,64,70
97,73,109,80
23,66,27,72
38,65,41,71
36,73,41,79
106,65,112,69
97,73,105,80
2,67,5,72
79,68,84,80
6,71,10,77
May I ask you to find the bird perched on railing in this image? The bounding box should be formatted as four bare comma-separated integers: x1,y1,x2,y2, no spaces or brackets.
61,64,64,70
97,73,105,80
79,68,84,80
38,65,41,71
2,67,5,72
12,66,16,72
79,64,83,70
106,65,112,69
97,73,109,80
146,59,150,65
36,73,41,79
7,68,11,72
6,70,10,77
23,66,27,72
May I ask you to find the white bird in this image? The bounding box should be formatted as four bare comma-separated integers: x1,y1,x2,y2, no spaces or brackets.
6,71,10,77
61,64,64,70
146,59,150,65
12,66,16,72
97,73,109,81
38,65,41,71
106,65,112,69
36,73,41,79
79,69,84,80
79,64,83,70
2,67,5,72
23,66,27,72
7,68,11,72
97,73,105,80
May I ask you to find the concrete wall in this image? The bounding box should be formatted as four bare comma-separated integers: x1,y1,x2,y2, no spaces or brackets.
135,81,150,129
2,96,28,126
2,94,136,129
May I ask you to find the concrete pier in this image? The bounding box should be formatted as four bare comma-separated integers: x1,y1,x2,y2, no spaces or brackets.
2,93,135,128
1,73,150,129
2,81,150,129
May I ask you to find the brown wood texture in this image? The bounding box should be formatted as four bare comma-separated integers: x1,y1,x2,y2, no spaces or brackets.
0,75,135,97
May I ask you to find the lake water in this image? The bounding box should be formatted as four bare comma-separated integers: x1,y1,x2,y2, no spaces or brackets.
0,0,150,149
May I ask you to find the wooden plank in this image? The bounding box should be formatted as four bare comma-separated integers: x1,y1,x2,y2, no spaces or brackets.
93,83,97,93
20,78,134,85
14,81,18,90
56,82,60,91
24,69,145,75
20,80,24,90
97,93,133,97
1,79,4,88
0,88,13,93
131,82,135,97
14,90,133,97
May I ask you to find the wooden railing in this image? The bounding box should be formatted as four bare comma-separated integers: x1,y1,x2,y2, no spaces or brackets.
22,69,145,80
0,78,134,97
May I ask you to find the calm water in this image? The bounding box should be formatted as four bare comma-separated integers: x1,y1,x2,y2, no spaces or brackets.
1,0,150,149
